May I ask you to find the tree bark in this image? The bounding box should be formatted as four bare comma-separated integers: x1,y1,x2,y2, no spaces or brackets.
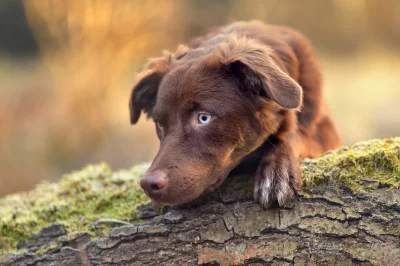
1,139,400,266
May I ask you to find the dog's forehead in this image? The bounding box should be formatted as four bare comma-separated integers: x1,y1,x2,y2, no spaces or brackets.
157,63,227,106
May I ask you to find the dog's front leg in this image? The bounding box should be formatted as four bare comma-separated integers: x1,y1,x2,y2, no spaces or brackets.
254,137,301,208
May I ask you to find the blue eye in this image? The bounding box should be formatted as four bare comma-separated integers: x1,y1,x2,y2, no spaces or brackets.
198,113,212,124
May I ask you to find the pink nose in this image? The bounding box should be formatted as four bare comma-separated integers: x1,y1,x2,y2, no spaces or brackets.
140,171,167,199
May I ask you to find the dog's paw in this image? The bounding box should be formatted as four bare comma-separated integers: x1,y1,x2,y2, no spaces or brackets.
254,157,301,208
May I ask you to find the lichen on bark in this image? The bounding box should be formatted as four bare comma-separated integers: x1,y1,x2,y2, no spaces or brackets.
302,137,400,190
1,137,400,265
0,163,150,253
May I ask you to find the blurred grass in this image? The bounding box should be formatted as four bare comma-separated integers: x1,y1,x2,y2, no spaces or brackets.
322,49,400,144
0,0,400,196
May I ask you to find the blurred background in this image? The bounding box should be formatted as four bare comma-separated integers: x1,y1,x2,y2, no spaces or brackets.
1,0,399,196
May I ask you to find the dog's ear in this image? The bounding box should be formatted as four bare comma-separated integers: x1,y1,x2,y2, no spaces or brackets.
129,46,189,124
129,69,164,124
213,36,303,109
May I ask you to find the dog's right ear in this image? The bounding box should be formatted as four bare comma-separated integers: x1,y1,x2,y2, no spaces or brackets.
129,46,189,124
129,54,171,124
129,69,165,124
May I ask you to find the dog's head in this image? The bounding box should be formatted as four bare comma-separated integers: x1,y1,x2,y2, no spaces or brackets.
129,35,302,204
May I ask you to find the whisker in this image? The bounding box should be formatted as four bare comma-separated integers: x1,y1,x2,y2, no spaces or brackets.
267,139,277,149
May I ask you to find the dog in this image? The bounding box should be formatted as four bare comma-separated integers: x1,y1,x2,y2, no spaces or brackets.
129,21,341,208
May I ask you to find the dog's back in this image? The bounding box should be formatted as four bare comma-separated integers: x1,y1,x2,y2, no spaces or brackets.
190,21,341,157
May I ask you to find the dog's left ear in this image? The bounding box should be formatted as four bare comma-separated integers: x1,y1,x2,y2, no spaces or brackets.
214,36,303,109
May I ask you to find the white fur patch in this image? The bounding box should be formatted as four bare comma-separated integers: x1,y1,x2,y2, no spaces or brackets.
265,178,271,189
256,167,274,207
255,159,295,208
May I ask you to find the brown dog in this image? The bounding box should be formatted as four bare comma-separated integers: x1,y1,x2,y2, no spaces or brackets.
129,21,341,208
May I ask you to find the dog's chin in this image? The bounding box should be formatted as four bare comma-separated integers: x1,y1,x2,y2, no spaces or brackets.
149,190,204,206
148,186,217,207
147,176,228,206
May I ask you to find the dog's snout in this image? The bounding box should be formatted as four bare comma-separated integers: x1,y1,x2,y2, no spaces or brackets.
140,171,167,199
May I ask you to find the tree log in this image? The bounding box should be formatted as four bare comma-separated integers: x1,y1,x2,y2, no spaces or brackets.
1,138,400,266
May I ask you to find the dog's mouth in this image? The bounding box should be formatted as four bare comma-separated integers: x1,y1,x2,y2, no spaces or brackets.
205,176,225,192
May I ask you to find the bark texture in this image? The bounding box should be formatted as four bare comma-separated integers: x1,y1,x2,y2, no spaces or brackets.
1,138,400,266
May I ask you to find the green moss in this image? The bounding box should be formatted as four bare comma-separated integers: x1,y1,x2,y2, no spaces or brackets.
302,137,400,191
0,163,150,254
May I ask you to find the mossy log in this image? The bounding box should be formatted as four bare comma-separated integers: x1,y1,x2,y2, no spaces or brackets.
1,138,400,266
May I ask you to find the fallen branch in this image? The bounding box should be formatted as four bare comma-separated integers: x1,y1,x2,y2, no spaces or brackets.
1,138,400,265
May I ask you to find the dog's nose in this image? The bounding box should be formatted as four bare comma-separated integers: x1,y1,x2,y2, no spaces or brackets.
140,171,167,199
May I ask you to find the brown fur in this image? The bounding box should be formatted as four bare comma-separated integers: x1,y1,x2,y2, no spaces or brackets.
129,21,341,208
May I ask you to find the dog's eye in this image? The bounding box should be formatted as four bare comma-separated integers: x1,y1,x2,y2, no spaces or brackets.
198,113,212,124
